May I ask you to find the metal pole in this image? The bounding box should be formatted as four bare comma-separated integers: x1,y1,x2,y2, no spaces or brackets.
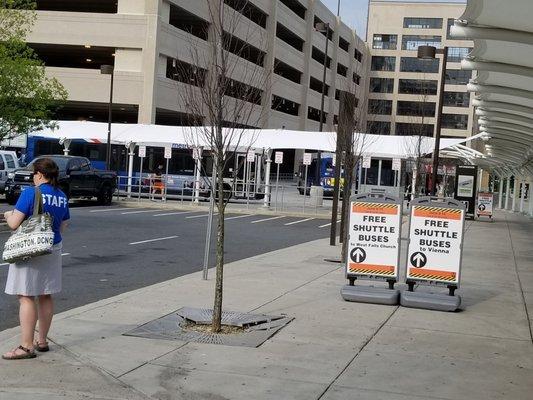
498,174,504,209
138,156,143,201
127,145,134,198
164,158,169,202
303,164,308,213
106,70,114,171
194,154,201,203
246,160,250,209
263,155,272,208
316,24,330,186
203,157,217,280
431,46,448,196
275,163,280,211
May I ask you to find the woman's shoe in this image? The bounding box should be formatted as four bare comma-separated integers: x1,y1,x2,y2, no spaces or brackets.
2,345,36,360
34,341,49,352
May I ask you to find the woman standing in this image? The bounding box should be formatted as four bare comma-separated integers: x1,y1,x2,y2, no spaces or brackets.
2,158,70,360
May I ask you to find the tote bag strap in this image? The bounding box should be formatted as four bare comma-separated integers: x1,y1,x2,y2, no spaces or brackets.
32,186,43,217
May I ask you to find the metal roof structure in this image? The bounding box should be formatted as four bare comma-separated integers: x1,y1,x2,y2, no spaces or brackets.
450,0,533,176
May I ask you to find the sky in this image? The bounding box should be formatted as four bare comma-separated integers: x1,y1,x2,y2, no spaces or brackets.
321,0,466,39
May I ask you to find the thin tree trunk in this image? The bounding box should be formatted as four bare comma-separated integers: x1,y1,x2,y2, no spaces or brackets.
340,154,355,263
212,156,225,333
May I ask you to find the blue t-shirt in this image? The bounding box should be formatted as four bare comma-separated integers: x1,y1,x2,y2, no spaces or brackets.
15,184,70,245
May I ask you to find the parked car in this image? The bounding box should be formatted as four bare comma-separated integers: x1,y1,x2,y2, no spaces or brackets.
0,150,21,192
4,155,117,205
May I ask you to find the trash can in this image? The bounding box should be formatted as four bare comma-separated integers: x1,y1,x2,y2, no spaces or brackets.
310,186,324,207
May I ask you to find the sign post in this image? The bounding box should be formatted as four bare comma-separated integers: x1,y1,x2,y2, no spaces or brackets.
341,193,402,305
137,146,146,201
246,150,255,207
274,151,283,211
163,147,171,201
401,197,466,311
477,192,493,219
454,165,478,218
303,153,312,213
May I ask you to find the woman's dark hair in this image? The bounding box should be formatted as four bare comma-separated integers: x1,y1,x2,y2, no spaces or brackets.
33,158,60,188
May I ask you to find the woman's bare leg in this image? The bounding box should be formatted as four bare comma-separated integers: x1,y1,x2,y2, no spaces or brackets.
19,295,37,348
37,294,54,343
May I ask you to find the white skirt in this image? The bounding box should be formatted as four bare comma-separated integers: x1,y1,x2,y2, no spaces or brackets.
4,243,63,296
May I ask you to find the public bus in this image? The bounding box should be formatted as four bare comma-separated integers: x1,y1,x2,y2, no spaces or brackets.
24,136,266,199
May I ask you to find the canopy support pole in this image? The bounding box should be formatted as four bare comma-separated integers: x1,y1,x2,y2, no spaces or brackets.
127,143,135,198
263,150,272,208
498,174,504,209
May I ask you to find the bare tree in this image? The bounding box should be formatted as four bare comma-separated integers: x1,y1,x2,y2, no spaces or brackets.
402,78,433,199
169,0,271,332
330,74,377,262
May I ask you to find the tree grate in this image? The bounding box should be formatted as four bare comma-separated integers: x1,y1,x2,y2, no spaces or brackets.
123,307,293,347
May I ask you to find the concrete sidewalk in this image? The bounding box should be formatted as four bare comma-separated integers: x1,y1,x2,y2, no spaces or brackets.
0,211,532,399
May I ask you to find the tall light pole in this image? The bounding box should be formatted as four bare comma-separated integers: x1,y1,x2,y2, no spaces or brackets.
417,45,448,196
100,64,114,170
315,22,330,185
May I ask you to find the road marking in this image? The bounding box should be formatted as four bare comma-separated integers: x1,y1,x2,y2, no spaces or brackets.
153,211,197,217
129,235,178,245
319,220,341,228
121,210,156,215
284,218,314,226
89,208,131,213
224,214,254,221
1,252,71,267
186,213,217,219
250,216,286,224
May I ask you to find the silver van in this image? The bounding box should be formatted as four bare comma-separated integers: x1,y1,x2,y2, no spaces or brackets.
0,151,21,192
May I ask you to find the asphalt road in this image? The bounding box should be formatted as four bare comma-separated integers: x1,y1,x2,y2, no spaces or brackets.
0,202,335,331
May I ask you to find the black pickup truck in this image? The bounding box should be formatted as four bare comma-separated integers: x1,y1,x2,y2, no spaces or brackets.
4,155,117,205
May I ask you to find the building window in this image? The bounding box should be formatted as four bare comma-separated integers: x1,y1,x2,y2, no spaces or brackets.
403,17,443,29
373,34,397,50
337,63,348,77
169,4,209,40
446,18,455,39
339,36,350,52
371,56,396,71
395,123,434,136
445,69,472,85
368,99,393,115
279,0,306,19
442,114,468,129
400,57,439,73
398,79,438,95
367,121,391,135
354,49,363,62
397,101,435,117
274,60,302,84
224,0,267,28
272,95,299,116
308,106,327,123
276,23,305,52
443,92,470,107
166,58,207,87
36,0,117,13
447,47,471,63
401,35,441,51
314,16,334,41
309,77,329,96
353,73,361,85
223,33,265,66
369,77,394,93
311,47,331,68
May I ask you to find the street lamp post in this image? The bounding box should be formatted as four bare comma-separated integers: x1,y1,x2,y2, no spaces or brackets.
315,22,330,185
100,64,114,171
417,45,448,196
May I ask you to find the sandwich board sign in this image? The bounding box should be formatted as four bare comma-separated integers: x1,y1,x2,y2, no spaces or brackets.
477,192,493,219
406,197,465,289
347,193,402,284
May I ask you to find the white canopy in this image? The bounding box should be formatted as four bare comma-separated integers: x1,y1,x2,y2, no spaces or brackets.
31,120,475,160
450,0,533,175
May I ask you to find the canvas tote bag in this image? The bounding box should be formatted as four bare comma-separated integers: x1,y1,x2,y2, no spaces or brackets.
2,186,54,263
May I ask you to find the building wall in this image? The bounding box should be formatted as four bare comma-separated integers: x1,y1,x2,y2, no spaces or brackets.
367,1,475,138
28,0,368,133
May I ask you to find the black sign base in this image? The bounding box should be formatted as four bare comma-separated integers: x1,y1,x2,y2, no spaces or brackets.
400,291,461,312
341,285,400,306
